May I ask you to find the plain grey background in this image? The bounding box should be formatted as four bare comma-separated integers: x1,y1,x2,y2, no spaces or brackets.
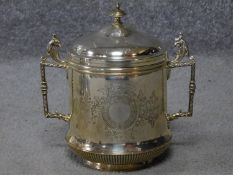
0,0,233,175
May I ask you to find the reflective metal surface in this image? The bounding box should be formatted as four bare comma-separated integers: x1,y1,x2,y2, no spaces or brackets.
166,33,196,121
66,69,170,144
67,136,171,170
39,3,196,171
70,3,162,62
40,34,71,122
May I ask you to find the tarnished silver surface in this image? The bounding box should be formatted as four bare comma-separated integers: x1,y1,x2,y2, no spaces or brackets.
67,136,171,154
39,3,196,171
66,69,170,144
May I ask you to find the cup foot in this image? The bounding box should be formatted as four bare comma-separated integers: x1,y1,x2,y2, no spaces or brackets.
84,160,152,171
66,135,171,171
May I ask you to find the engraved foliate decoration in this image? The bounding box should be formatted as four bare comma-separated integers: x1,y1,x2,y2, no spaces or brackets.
97,84,137,129
83,82,161,131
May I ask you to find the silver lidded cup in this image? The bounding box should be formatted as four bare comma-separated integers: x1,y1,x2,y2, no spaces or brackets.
40,3,196,171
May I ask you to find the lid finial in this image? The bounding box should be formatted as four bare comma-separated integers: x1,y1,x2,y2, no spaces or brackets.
116,2,120,9
111,2,126,28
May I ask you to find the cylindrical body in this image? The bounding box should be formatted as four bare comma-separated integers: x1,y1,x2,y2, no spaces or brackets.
40,5,195,171
65,53,172,170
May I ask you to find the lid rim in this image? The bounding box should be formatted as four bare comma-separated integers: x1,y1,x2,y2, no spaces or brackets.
70,52,165,61
66,60,165,76
66,53,166,75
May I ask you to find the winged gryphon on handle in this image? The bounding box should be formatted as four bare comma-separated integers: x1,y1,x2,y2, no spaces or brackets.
166,33,196,121
40,34,71,122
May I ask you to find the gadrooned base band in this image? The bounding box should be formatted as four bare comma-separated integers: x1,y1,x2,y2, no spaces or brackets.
67,139,171,171
84,160,152,171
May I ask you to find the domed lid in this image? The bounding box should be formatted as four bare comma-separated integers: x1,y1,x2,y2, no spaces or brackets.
67,3,166,75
